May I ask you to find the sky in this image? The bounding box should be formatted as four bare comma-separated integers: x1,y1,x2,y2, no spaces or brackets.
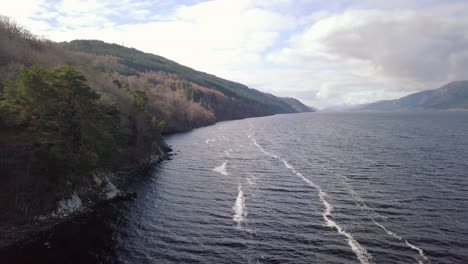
3,0,468,109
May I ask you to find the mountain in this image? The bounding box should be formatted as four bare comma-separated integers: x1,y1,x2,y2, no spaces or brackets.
357,81,468,111
421,81,468,109
0,16,314,228
357,90,435,111
279,97,316,112
61,40,314,128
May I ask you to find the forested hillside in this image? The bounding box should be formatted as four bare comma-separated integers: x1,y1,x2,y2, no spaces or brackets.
0,16,170,224
62,40,311,125
0,15,312,226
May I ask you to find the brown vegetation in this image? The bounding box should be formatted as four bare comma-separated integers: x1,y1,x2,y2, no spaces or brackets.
0,15,313,224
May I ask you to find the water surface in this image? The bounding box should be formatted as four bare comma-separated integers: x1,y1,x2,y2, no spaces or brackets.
3,111,468,264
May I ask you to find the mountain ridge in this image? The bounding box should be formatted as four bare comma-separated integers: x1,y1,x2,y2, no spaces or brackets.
62,39,314,127
356,81,468,111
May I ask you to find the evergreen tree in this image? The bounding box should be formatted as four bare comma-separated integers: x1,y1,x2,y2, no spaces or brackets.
0,65,123,181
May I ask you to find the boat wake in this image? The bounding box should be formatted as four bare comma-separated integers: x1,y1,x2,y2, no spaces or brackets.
290,143,430,264
213,161,229,175
205,138,216,145
249,134,374,264
321,156,430,264
233,185,247,229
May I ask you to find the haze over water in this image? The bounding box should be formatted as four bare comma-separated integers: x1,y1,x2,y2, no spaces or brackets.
4,111,468,263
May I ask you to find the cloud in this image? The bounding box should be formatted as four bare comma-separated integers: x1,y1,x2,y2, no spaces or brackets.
232,67,405,109
1,0,53,32
33,0,297,78
3,0,468,108
268,7,468,93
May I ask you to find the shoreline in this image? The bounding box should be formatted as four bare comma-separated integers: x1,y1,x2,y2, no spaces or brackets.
0,145,172,249
0,111,314,250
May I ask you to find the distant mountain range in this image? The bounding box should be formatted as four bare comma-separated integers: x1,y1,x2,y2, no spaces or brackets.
356,81,468,111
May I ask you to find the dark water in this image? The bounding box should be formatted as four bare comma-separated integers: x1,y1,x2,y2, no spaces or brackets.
2,112,468,264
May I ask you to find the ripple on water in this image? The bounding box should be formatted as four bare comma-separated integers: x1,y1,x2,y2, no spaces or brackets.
4,112,468,264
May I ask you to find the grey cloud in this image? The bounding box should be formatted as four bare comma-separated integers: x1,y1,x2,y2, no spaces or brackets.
321,12,468,86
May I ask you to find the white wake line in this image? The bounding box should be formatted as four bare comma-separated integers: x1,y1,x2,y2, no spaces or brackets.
212,161,228,175
348,179,429,263
249,135,373,264
233,185,247,229
372,220,427,263
205,138,216,144
307,152,430,263
406,241,429,264
292,150,430,264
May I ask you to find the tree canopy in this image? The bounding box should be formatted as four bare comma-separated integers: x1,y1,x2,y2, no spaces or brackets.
1,65,123,180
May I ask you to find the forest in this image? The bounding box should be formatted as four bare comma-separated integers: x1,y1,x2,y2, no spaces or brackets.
0,15,312,224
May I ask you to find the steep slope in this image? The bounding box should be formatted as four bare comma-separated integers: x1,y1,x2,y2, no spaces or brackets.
0,16,313,226
358,90,435,111
62,40,313,124
422,81,468,109
280,97,316,112
357,81,468,111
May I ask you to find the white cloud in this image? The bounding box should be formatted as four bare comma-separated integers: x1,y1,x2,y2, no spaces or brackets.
57,0,104,15
36,0,296,77
266,6,468,107
3,0,468,108
1,0,53,32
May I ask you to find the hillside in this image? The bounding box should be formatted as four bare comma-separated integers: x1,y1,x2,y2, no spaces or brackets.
422,81,468,109
357,81,468,111
280,97,316,112
0,16,313,228
358,90,435,111
62,40,314,126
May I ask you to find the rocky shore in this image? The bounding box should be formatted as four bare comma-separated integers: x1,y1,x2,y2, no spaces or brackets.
0,143,172,249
